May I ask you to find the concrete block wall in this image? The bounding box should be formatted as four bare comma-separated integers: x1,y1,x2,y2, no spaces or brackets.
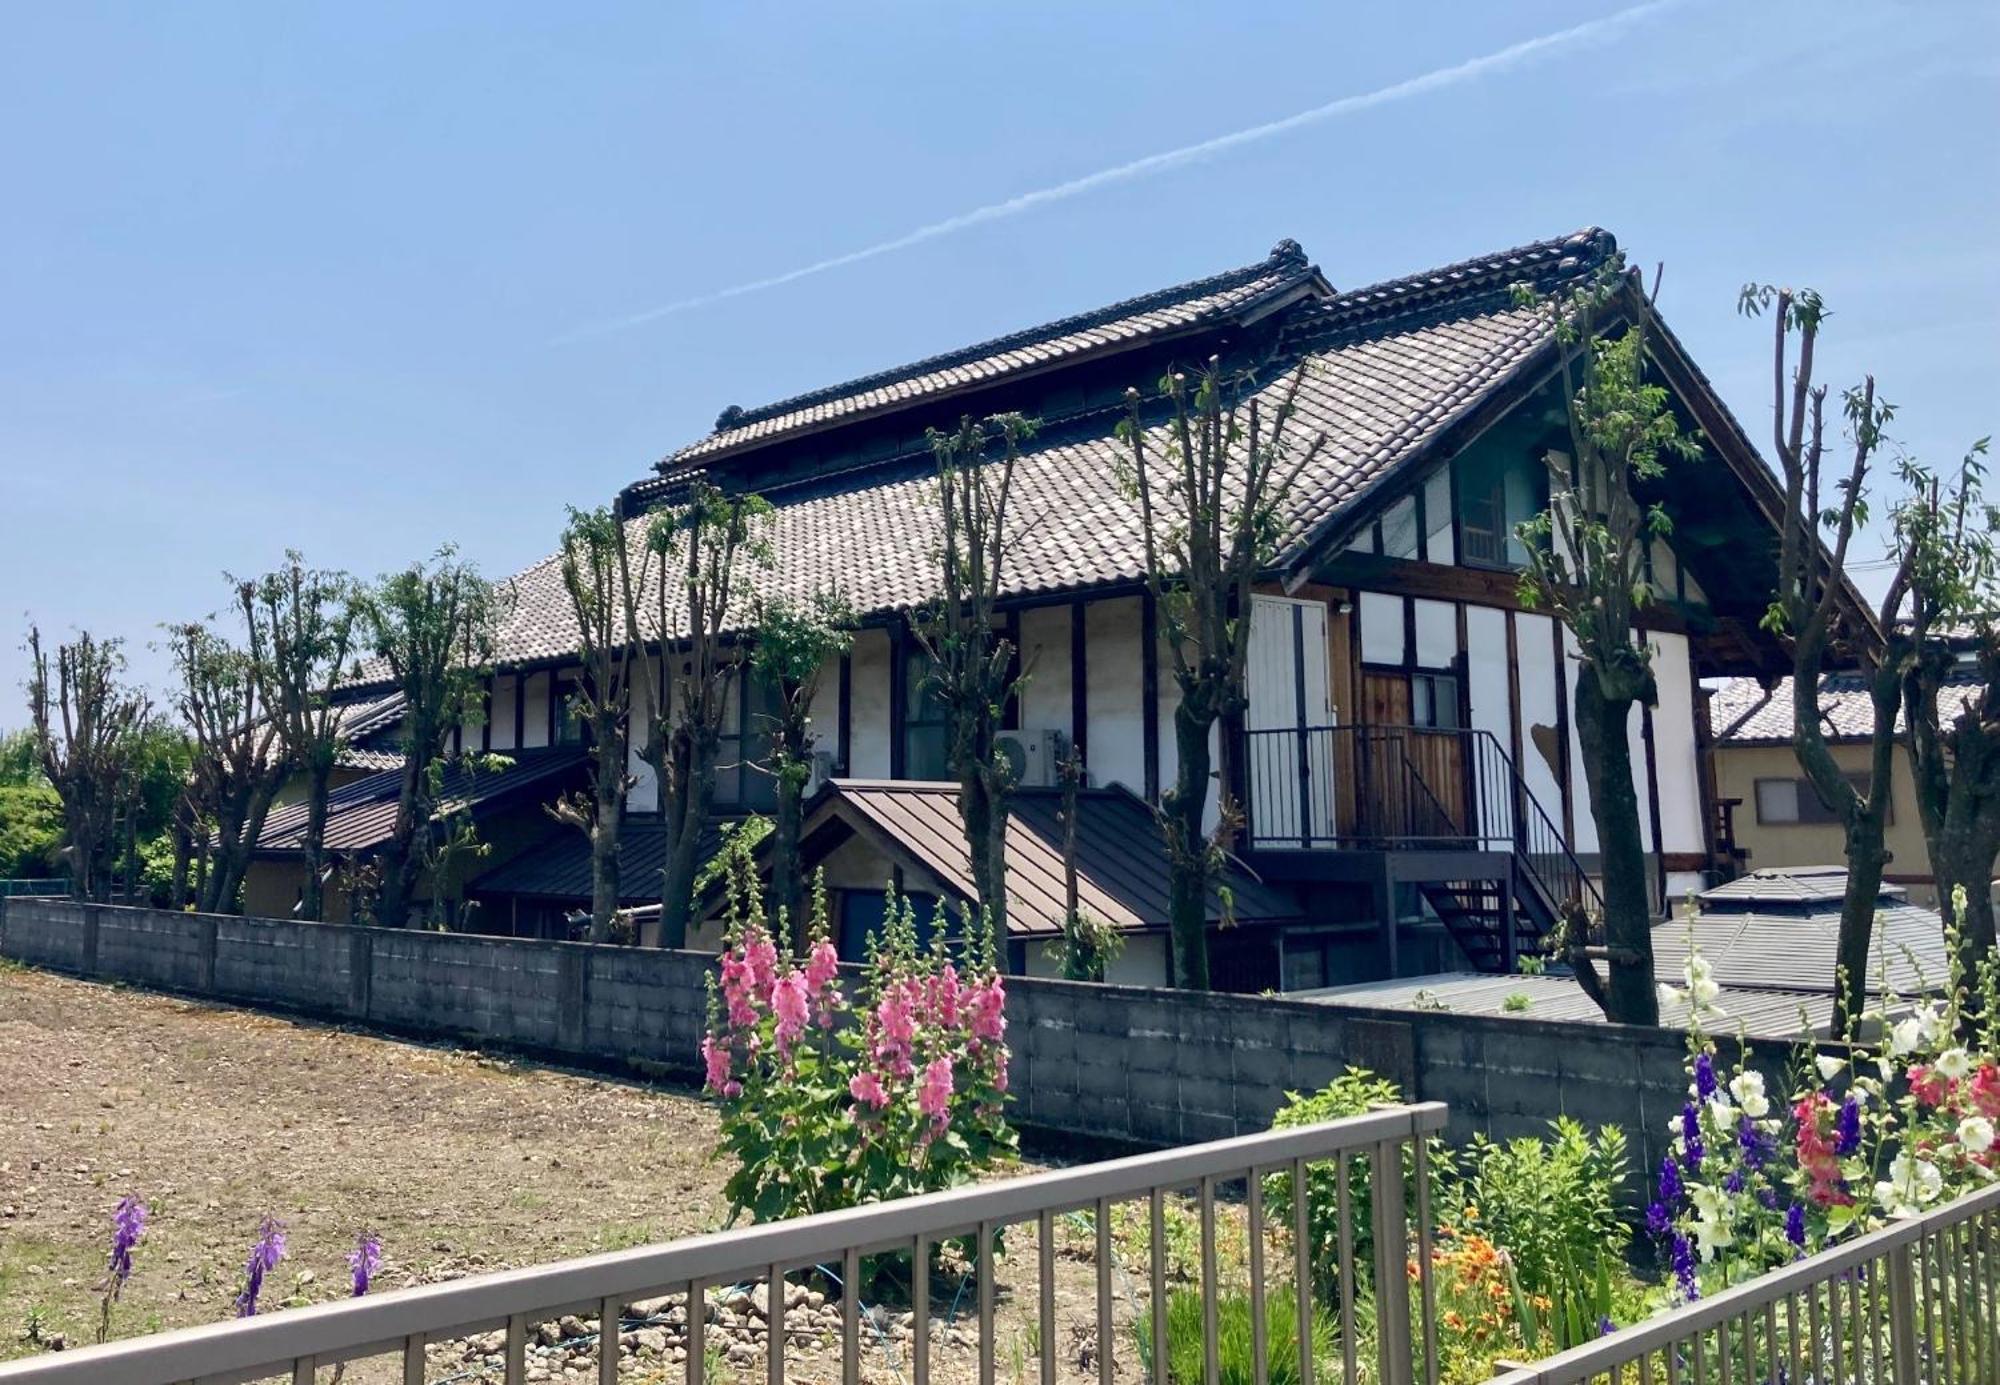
1,899,1793,1190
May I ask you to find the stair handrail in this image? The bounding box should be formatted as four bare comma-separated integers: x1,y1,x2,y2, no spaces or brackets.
1460,727,1603,919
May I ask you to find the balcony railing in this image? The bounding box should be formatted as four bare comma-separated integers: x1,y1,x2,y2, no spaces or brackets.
1491,1178,2000,1385
1246,724,1604,920
0,1104,1449,1385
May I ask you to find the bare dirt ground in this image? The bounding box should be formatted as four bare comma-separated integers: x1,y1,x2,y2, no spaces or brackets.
0,961,729,1362
0,964,1263,1384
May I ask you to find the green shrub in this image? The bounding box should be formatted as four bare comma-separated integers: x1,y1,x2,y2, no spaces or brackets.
1261,1067,1415,1302
1456,1117,1628,1307
0,782,63,878
1133,1286,1335,1385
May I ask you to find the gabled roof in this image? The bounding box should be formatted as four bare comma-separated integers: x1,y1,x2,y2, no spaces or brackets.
1710,672,1987,746
481,229,1622,671
659,239,1332,471
255,747,587,856
766,779,1299,938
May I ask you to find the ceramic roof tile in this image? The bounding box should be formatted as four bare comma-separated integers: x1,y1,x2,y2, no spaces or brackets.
1710,673,1986,745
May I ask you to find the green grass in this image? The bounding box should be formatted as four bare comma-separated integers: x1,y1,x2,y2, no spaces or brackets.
1134,1286,1337,1385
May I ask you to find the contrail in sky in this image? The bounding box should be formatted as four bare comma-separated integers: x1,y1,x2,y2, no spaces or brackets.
556,0,1685,342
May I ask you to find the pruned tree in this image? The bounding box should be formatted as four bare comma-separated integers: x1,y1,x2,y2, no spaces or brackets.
361,547,502,927
1046,739,1123,982
167,584,293,915
1896,440,2000,983
1117,360,1327,990
550,506,655,942
254,553,361,921
629,481,772,948
1742,282,1908,1033
25,628,150,901
1514,257,1696,1027
749,589,854,946
910,413,1036,944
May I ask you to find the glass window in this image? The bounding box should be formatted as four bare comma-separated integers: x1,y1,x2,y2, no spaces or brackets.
554,675,585,745
1412,673,1461,730
1381,495,1420,560
1454,444,1550,569
1754,775,1877,825
1358,592,1407,666
838,889,944,961
714,669,780,811
903,646,952,780
1422,468,1454,562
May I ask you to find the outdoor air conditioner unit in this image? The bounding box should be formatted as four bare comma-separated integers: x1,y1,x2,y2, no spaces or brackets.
995,729,1066,788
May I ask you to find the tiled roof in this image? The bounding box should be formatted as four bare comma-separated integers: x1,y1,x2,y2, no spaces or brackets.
481,229,1616,671
794,779,1299,938
660,239,1330,470
1710,672,1987,745
332,691,406,745
335,746,406,774
255,747,587,856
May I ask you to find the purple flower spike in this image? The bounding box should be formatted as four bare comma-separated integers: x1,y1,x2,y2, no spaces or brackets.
1670,1231,1700,1301
1646,1200,1671,1236
235,1215,288,1318
1658,1154,1683,1206
1694,1053,1718,1100
106,1195,147,1291
1835,1096,1862,1156
1598,1315,1618,1338
348,1232,383,1297
1786,1203,1808,1252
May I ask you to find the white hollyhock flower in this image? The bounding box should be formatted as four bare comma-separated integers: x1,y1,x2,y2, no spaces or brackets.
1816,1054,1846,1080
1690,976,1723,1011
1658,982,1687,1010
1936,1048,1973,1081
1877,1153,1945,1218
1959,1116,1996,1155
1889,1016,1929,1057
1691,1214,1735,1261
1729,1071,1766,1107
1685,954,1713,986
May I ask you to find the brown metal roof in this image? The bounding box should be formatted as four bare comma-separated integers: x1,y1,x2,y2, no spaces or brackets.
468,817,725,905
796,779,1300,938
255,747,587,856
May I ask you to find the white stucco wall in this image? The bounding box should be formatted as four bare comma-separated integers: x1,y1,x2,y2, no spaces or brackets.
489,675,518,752
1085,596,1146,795
1465,605,1513,837
1020,931,1170,986
848,628,892,777
1016,605,1072,742
1513,612,1565,832
1649,632,1705,855
521,671,551,750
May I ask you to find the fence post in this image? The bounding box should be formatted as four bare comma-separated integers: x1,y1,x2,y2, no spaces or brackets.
1371,1134,1414,1385
1885,1238,1920,1385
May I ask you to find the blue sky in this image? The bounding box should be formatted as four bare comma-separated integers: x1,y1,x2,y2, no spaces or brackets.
2,1,1995,715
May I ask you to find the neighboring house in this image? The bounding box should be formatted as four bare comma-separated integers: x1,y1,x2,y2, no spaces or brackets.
1708,661,1991,910
247,227,1829,989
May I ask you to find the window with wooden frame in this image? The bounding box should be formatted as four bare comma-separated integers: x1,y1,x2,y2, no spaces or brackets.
1753,773,1881,826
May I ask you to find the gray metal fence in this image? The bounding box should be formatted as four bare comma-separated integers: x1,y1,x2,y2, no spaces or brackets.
1491,1179,2000,1385
0,1104,1449,1385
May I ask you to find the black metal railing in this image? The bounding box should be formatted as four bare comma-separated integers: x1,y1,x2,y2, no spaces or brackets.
1246,724,1603,921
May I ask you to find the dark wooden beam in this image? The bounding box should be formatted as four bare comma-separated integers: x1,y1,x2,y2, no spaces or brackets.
1141,590,1160,803
836,651,853,776
1069,599,1089,771
888,624,908,780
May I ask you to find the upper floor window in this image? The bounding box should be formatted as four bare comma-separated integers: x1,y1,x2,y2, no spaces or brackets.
554,673,585,746
904,646,952,780
1455,446,1549,570
714,669,780,812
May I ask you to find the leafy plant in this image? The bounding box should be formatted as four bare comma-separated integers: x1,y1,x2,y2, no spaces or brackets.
1133,1286,1334,1385
1501,991,1533,1013
1455,1117,1628,1308
1262,1067,1413,1302
702,860,1016,1224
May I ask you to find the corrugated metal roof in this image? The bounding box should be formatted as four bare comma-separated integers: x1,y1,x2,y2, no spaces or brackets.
1696,867,1906,908
469,818,725,905
256,747,587,856
1651,902,1949,1001
801,779,1300,938
1296,971,1841,1039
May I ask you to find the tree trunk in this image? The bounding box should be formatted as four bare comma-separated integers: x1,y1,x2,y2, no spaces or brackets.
588,726,624,943
656,731,712,950
772,770,806,950
171,818,191,911
374,764,426,928
1165,698,1215,991
957,767,1010,944
1572,663,1660,1027
299,761,334,922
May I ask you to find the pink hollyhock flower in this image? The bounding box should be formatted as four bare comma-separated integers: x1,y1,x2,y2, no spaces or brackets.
1971,1064,2000,1119
700,1035,732,1093
804,941,843,1027
1793,1093,1852,1208
927,965,962,1029
872,988,918,1077
771,972,809,1053
918,1056,954,1126
719,951,761,1030
968,977,1007,1044
849,1070,889,1109
744,930,779,999
1908,1064,1950,1109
